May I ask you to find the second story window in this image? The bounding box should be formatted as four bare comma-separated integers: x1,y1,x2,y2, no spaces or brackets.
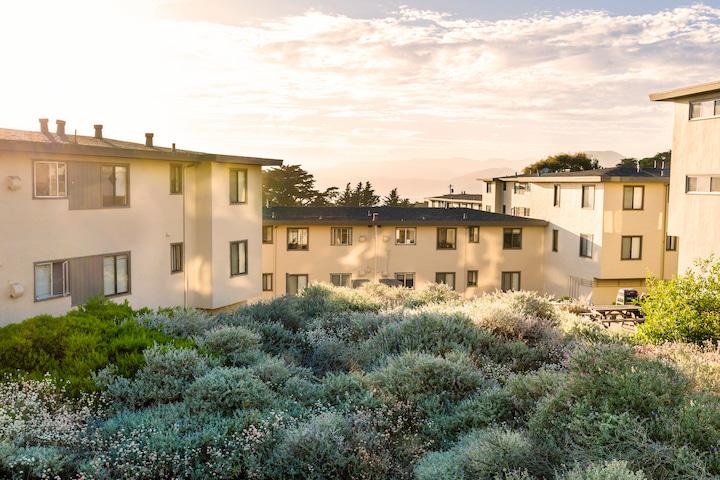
262,226,274,244
552,229,559,252
34,161,66,198
287,227,309,250
623,186,644,210
396,227,416,245
581,185,595,209
331,227,352,246
686,175,720,194
579,234,593,258
689,98,720,119
666,235,678,251
621,236,643,260
101,165,129,207
229,168,248,204
486,183,492,193
468,226,480,243
553,184,561,207
170,164,183,194
437,227,456,249
503,228,522,249
230,240,248,276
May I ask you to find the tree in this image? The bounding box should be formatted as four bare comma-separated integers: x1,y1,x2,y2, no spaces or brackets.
335,181,380,206
617,150,671,169
262,165,335,207
383,188,411,207
522,153,600,175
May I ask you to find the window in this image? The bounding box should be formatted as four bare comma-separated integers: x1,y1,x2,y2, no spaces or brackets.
486,183,492,193
502,205,506,214
396,227,416,245
621,236,643,260
262,273,273,291
262,226,274,244
503,182,507,191
689,98,720,119
230,240,248,276
503,228,522,249
511,207,530,217
170,243,184,274
623,186,644,210
552,229,559,252
553,184,560,207
331,227,352,246
435,272,456,289
513,183,530,194
485,205,491,212
101,165,128,207
34,161,66,198
286,274,308,295
437,228,457,249
467,270,478,287
468,226,480,243
170,164,183,194
103,253,129,296
229,168,247,204
287,228,309,250
685,175,720,193
34,260,68,301
666,235,678,251
581,185,595,209
501,271,521,292
330,273,352,287
395,272,415,288
579,234,593,258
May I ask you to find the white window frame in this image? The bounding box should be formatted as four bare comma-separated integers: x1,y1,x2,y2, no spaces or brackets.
395,272,415,288
34,260,69,301
686,175,720,195
330,227,352,246
579,234,593,258
689,98,720,120
581,185,595,209
501,271,521,292
395,227,417,245
330,273,352,287
33,161,67,198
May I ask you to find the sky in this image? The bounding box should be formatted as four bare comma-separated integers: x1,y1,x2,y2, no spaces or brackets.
1,0,720,194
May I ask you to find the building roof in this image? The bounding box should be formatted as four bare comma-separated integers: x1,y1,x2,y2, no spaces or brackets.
263,206,547,227
497,166,670,184
0,127,283,166
425,193,483,201
649,80,720,102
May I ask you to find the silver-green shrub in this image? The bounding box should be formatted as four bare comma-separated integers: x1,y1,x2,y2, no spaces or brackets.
185,367,274,414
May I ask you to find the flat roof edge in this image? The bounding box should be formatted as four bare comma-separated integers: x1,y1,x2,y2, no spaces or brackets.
649,80,720,102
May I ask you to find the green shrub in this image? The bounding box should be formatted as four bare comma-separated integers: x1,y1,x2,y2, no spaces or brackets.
138,308,219,338
197,325,262,366
0,299,185,394
558,460,647,480
186,367,274,414
637,256,720,344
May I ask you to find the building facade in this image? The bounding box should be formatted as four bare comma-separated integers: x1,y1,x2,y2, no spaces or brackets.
478,167,677,303
261,207,547,299
0,120,281,325
651,80,720,272
425,193,483,210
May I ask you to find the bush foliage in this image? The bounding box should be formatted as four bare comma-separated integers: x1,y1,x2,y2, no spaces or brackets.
1,282,719,479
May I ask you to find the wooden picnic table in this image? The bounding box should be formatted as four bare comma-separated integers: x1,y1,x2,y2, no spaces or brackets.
580,304,645,328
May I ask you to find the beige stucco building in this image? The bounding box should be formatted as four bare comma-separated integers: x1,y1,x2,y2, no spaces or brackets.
0,120,281,325
260,206,547,299
651,80,720,272
425,193,483,210
478,167,677,303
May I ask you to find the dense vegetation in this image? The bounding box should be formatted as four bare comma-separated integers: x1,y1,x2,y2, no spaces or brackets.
1,284,719,479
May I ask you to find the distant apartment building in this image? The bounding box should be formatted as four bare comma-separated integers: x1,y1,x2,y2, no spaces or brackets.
261,207,547,298
0,120,282,325
650,80,720,272
425,193,483,210
479,167,677,303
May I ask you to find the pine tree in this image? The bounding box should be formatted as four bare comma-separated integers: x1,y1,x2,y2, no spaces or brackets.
383,188,411,207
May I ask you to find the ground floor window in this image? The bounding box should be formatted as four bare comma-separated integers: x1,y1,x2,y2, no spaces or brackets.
501,271,521,292
621,236,642,260
287,274,308,295
395,272,415,288
103,254,129,296
262,273,273,291
34,260,68,301
230,240,248,276
435,272,456,290
170,242,184,273
467,270,478,287
666,235,678,251
330,273,352,287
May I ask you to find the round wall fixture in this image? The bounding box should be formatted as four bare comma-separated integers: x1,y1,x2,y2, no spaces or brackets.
8,282,24,299
6,176,21,191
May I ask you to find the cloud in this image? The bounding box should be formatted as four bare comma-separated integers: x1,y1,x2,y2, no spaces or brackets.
0,2,719,167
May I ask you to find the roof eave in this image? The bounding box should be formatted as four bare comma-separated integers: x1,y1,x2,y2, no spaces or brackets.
649,80,720,102
263,219,548,227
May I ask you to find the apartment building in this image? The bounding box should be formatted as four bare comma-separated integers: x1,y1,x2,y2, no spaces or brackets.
425,193,483,210
650,80,720,272
260,206,547,298
479,167,677,303
0,120,282,325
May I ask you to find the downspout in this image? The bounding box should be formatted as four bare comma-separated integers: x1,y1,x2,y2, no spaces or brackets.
273,226,278,296
182,162,199,309
660,184,669,280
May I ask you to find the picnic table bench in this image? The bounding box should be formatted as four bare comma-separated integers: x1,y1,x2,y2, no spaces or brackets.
579,305,645,328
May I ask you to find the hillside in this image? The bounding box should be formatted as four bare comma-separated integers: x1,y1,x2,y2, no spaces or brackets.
1,285,718,479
